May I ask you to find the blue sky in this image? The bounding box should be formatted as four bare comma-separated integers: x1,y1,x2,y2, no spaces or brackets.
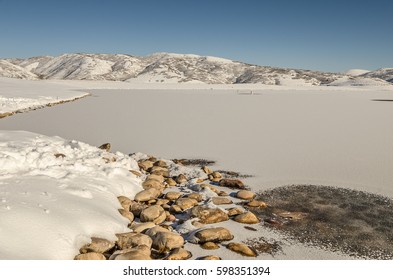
0,0,392,72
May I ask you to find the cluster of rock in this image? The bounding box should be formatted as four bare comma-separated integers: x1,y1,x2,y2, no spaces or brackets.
74,151,269,260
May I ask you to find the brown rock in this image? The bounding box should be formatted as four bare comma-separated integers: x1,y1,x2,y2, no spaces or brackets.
218,191,229,196
234,212,259,224
175,174,188,184
201,242,220,250
54,153,66,158
152,232,185,252
150,166,170,177
134,188,161,202
195,227,233,243
191,206,229,224
146,174,165,183
227,207,245,217
138,160,154,171
165,248,192,260
129,170,142,177
198,255,221,260
74,252,106,260
110,245,151,260
212,197,233,205
196,178,206,183
170,205,183,214
236,190,256,200
117,196,132,211
156,199,170,206
247,200,268,208
79,237,115,254
202,166,213,174
165,191,182,201
201,184,220,194
175,198,198,210
129,201,147,217
219,179,245,189
154,160,168,168
118,209,134,223
98,143,111,152
142,179,165,191
166,214,177,222
116,232,153,249
227,242,258,257
140,205,166,224
165,178,177,186
212,171,222,179
185,193,203,202
144,225,170,238
130,222,156,233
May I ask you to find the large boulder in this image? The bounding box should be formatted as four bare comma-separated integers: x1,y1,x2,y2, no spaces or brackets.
134,188,161,202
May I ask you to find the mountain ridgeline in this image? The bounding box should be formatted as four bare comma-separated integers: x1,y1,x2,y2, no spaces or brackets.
1,53,392,86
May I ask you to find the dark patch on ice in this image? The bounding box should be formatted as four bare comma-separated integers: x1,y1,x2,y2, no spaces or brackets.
254,185,393,259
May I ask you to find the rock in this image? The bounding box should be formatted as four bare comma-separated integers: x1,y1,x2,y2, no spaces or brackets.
154,160,168,168
166,214,176,222
165,191,182,201
98,143,111,152
227,242,258,257
152,232,185,252
247,200,268,208
218,191,229,196
198,255,221,260
236,190,256,200
201,184,220,194
202,166,213,174
170,205,183,214
165,248,192,260
165,178,177,186
138,160,154,171
212,197,233,205
146,174,165,183
201,242,220,250
130,222,156,233
175,198,198,210
227,207,245,216
110,245,151,260
140,205,166,224
129,201,147,217
74,252,106,260
118,209,134,223
196,178,205,183
277,211,308,220
175,174,188,184
212,171,222,179
145,225,170,238
219,179,245,189
191,206,229,224
134,188,161,202
148,156,157,162
192,220,205,228
79,237,115,254
142,179,165,191
116,232,153,249
54,153,66,158
194,227,233,243
234,212,259,224
185,193,203,202
155,199,170,206
150,166,170,177
129,170,142,177
117,196,133,211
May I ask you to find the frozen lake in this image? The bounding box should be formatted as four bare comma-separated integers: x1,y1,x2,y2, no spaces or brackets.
1,88,393,197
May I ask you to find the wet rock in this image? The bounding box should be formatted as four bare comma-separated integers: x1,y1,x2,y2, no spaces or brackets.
74,252,106,260
130,222,156,233
227,207,245,217
118,209,134,223
175,198,199,210
247,200,268,208
98,143,111,152
134,188,161,202
140,205,166,224
165,191,182,201
194,227,233,243
152,232,185,252
79,237,115,254
212,197,233,205
110,245,151,260
234,212,259,224
165,178,177,186
138,160,154,171
227,242,258,257
117,196,133,211
165,248,192,260
116,232,153,249
201,242,220,250
219,179,245,189
176,174,188,184
191,206,229,224
236,190,256,200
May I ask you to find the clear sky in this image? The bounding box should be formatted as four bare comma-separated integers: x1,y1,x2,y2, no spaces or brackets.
0,0,392,72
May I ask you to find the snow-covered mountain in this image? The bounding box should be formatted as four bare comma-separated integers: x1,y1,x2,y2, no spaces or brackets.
1,53,392,86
